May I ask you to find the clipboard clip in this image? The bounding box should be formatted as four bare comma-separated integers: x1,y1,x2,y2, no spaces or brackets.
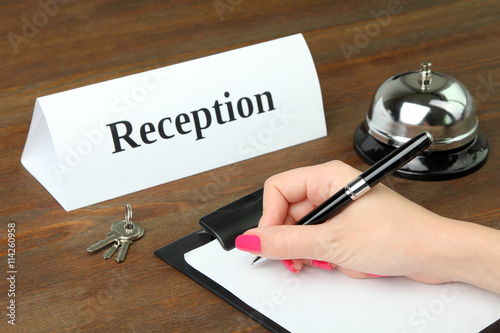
199,188,263,251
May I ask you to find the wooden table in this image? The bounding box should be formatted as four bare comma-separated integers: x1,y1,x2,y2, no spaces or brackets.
1,1,499,331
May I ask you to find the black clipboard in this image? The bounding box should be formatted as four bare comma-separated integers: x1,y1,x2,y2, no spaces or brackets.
155,188,500,333
154,188,288,332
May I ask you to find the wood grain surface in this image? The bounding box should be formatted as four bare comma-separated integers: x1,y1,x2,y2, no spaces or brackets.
1,0,499,332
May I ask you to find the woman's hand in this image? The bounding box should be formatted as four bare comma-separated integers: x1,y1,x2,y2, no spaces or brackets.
235,161,500,293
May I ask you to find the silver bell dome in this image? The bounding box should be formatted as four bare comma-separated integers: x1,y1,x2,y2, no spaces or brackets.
354,62,489,180
366,63,478,151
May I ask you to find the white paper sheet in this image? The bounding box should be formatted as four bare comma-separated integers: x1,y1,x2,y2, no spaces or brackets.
185,240,500,333
21,33,326,211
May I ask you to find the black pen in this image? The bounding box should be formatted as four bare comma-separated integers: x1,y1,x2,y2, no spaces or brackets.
251,131,433,265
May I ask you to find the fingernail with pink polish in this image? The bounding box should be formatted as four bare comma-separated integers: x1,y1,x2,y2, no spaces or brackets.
312,260,333,270
235,235,261,253
281,260,298,273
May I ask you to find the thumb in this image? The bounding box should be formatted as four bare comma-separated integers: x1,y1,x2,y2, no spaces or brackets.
235,224,329,261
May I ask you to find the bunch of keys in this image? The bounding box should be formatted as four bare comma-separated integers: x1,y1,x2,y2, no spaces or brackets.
87,204,144,263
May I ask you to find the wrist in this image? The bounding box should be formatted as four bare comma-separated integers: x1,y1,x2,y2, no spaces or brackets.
429,218,500,293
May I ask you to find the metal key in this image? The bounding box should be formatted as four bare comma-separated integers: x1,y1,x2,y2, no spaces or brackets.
102,235,120,259
115,239,132,262
110,219,144,262
87,230,122,253
87,205,144,262
114,204,144,262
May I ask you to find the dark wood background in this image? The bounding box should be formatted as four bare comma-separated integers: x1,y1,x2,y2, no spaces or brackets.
1,0,499,332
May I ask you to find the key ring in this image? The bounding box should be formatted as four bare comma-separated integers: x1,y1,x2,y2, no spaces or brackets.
125,204,133,229
87,203,143,262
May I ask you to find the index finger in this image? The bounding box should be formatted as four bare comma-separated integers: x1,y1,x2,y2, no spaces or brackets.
258,161,360,228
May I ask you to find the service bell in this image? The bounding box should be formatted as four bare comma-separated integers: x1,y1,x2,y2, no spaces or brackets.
353,62,489,180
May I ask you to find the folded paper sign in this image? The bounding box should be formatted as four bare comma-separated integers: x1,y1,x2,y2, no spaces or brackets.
21,34,326,211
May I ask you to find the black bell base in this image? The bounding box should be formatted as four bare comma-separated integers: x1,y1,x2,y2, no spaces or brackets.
353,122,489,181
